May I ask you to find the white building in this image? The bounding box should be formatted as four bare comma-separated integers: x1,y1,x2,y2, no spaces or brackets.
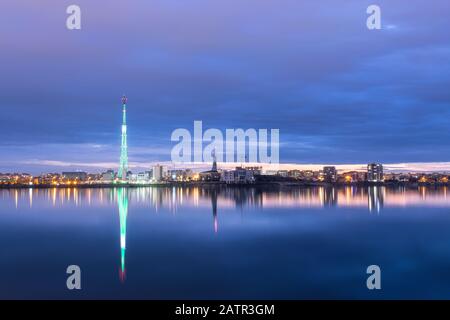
130,172,151,183
153,165,164,181
221,167,259,184
367,163,384,182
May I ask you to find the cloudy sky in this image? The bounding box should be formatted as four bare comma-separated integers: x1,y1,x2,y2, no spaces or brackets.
1,0,449,173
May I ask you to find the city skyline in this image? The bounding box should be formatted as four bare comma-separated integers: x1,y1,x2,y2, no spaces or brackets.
1,1,450,173
4,161,450,176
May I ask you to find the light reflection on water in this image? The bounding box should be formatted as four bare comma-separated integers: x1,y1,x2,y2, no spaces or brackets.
2,185,449,211
1,185,450,299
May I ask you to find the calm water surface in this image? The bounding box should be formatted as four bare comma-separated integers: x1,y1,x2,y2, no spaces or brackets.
1,185,450,299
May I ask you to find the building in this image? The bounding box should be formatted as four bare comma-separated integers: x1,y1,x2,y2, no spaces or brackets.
0,174,11,184
87,173,101,182
300,170,316,180
322,166,337,183
199,152,221,181
130,172,151,183
367,163,384,182
221,166,260,184
167,169,192,181
222,170,235,184
183,169,194,181
277,170,288,177
340,171,366,183
235,167,253,183
246,166,262,177
62,171,88,181
137,172,150,181
288,170,302,179
0,173,33,185
101,170,115,182
153,165,164,181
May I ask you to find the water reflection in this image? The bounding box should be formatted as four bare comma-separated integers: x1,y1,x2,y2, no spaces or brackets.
211,189,218,233
2,185,450,212
2,185,450,298
117,188,128,283
368,186,384,213
320,187,337,207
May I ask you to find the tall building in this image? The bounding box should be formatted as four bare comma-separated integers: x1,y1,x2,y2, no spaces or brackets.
323,166,337,183
367,163,384,182
118,95,129,180
153,165,164,181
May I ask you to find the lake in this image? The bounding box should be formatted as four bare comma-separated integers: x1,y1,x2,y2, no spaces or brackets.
1,185,450,299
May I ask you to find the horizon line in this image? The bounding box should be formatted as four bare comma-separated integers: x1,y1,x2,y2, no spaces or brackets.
5,160,450,174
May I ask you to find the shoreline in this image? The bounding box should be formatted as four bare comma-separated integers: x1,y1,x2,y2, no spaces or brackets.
0,181,448,189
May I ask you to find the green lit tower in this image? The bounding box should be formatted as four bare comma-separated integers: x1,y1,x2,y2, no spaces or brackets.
118,95,128,180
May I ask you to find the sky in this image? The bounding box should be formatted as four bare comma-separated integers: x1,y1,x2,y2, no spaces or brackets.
1,0,450,173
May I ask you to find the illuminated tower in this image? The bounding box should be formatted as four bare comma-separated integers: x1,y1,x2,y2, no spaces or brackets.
118,95,128,180
117,188,128,282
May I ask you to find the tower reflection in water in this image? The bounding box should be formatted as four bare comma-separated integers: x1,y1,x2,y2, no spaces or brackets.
211,189,218,233
3,185,450,283
117,188,128,283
